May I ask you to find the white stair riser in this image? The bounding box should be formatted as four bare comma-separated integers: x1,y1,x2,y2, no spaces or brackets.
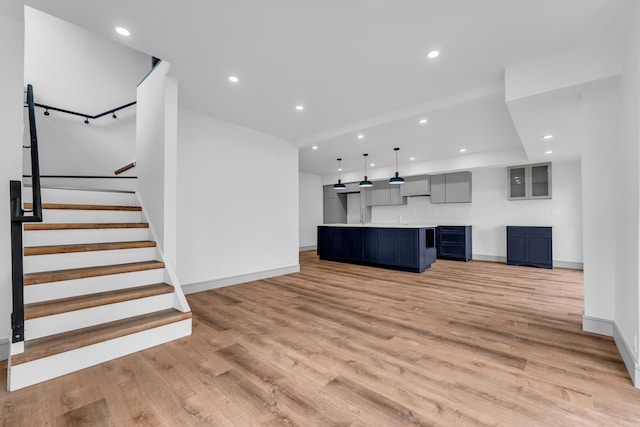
39,209,142,224
25,228,150,247
9,319,191,391
25,268,166,303
23,188,137,206
24,247,157,274
25,293,175,340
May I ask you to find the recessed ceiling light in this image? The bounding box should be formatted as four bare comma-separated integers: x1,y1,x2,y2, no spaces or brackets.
295,105,304,111
228,75,239,83
419,118,428,125
357,134,364,139
338,168,342,171
370,163,375,167
115,26,130,36
312,146,318,150
459,148,467,153
409,157,415,161
427,50,440,59
543,135,553,140
545,150,553,154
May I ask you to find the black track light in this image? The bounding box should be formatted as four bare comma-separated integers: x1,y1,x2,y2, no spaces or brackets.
112,113,117,119
84,118,90,124
43,109,49,116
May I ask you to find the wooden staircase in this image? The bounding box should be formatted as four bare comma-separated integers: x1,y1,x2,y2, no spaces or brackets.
8,187,191,391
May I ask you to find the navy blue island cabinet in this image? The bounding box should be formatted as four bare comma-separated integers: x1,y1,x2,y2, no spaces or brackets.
506,226,552,269
317,225,437,273
436,225,472,261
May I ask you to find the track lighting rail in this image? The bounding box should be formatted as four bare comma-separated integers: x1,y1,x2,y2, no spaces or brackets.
31,100,136,124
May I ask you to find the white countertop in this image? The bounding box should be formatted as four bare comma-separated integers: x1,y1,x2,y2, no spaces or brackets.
322,223,438,228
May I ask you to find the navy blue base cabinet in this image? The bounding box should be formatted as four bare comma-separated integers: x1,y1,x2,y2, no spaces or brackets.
506,226,552,269
436,226,472,261
318,226,437,273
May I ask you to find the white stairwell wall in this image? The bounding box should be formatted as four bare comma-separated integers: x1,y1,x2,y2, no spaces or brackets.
0,8,25,360
23,7,149,178
136,61,179,276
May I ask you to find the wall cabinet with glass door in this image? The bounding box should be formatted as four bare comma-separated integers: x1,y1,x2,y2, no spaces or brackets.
508,163,551,200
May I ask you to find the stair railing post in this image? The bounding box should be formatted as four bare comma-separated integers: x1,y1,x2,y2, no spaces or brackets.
10,180,25,343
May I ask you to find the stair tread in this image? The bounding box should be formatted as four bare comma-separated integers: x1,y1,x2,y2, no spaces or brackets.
25,283,174,320
25,223,149,230
25,241,157,256
24,260,165,285
11,309,192,365
25,203,141,211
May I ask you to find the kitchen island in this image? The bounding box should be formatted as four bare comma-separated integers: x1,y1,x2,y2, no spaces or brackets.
317,224,437,273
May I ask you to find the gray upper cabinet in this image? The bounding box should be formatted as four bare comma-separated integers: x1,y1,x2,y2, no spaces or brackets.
531,164,551,198
430,171,472,204
323,185,347,224
445,171,472,203
389,185,404,205
508,163,551,200
366,181,390,206
400,175,431,196
323,184,337,199
323,196,347,224
430,174,446,204
335,182,360,194
365,180,407,206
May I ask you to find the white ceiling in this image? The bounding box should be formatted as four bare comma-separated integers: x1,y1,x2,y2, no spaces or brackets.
19,0,633,178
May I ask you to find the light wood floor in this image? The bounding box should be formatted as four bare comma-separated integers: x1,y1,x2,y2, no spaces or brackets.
2,251,639,426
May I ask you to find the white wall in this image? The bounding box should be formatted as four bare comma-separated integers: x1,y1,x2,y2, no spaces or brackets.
23,110,137,177
136,61,177,268
23,7,149,176
177,108,299,290
299,172,322,248
615,1,640,378
580,86,619,328
371,160,583,265
0,10,25,357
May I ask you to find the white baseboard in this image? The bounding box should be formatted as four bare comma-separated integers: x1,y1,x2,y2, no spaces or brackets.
182,264,300,295
471,254,506,263
299,245,317,252
471,254,583,270
0,339,9,361
553,261,584,270
613,322,640,388
582,314,614,336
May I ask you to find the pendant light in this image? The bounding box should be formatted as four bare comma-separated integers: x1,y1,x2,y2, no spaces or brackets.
389,147,405,184
359,153,373,188
333,158,346,190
